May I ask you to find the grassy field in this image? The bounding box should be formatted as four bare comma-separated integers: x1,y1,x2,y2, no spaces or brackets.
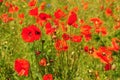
0,0,120,80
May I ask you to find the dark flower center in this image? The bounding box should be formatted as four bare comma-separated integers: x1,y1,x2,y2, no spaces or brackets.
28,32,32,36
35,31,40,35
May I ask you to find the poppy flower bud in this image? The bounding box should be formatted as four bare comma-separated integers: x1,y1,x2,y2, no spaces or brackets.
35,51,41,56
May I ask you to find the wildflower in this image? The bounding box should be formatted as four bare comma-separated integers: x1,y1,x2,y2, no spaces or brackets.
63,5,68,11
29,7,38,17
14,59,30,77
53,18,59,26
71,7,79,12
93,47,113,64
84,46,89,52
111,38,119,52
43,74,53,80
114,21,120,30
83,2,89,10
105,7,113,16
18,13,24,24
72,22,78,28
18,13,24,19
67,11,77,25
0,13,14,23
79,19,85,25
81,25,92,32
81,25,92,41
100,5,104,11
45,22,56,35
39,13,51,21
0,0,3,2
40,2,46,10
84,32,92,41
54,39,68,51
54,9,66,19
62,33,70,41
39,58,47,66
1,13,9,23
28,0,36,7
8,5,19,14
21,25,41,42
71,35,82,42
60,22,67,32
35,51,41,56
37,13,51,26
5,2,10,7
95,27,107,36
84,46,95,54
104,63,111,71
90,17,103,27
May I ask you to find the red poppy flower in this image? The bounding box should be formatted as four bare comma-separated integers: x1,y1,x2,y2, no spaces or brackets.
82,2,89,10
114,22,120,30
62,33,70,41
71,7,79,12
28,0,36,7
85,47,95,54
72,22,78,28
0,0,3,2
35,51,41,56
100,5,104,11
63,5,68,11
21,25,41,42
81,25,92,31
81,25,92,41
45,22,52,29
104,63,111,71
94,47,113,64
71,35,82,42
40,2,46,10
39,58,47,66
84,32,92,41
0,14,9,22
54,39,68,51
84,46,89,52
105,8,113,16
45,22,56,35
18,13,24,19
67,11,77,25
5,1,12,7
95,27,107,36
111,38,119,52
18,13,24,24
60,22,67,32
43,74,53,80
29,7,38,17
14,59,30,77
8,5,19,14
39,13,51,21
79,19,85,25
90,18,103,27
54,9,65,19
36,18,45,26
0,13,14,23
53,18,59,26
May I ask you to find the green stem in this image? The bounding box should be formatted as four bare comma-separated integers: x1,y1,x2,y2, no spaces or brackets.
29,68,34,80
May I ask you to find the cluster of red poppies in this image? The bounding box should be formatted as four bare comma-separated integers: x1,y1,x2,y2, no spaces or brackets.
84,38,120,71
0,0,120,79
14,58,53,80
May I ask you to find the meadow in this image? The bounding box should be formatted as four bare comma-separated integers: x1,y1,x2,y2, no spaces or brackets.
0,0,120,80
